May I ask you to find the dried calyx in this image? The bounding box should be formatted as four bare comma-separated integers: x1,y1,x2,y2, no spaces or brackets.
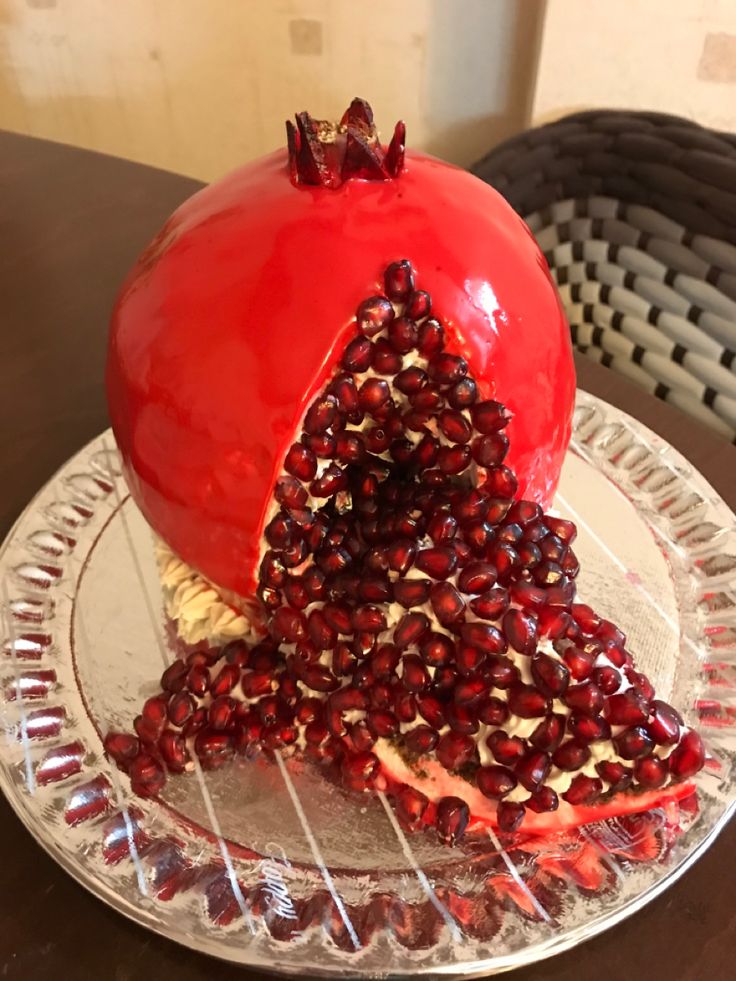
286,97,405,189
106,259,705,842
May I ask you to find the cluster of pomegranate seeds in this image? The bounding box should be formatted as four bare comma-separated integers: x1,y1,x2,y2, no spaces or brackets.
106,260,705,839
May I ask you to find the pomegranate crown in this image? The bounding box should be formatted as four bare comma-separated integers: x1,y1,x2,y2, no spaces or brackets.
286,97,406,189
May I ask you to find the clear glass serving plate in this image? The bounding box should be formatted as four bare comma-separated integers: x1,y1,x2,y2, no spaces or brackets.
0,390,734,977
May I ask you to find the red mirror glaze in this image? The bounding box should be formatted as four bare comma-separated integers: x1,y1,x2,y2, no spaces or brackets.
107,147,575,599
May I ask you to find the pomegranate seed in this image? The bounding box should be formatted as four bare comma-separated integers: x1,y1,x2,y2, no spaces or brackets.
530,653,570,698
562,647,595,681
605,690,650,726
490,543,519,581
182,707,208,739
484,466,518,498
538,606,571,639
627,669,655,701
478,696,509,726
606,646,629,669
471,400,511,433
303,567,326,601
668,730,705,778
160,660,188,693
502,609,538,656
330,372,362,418
358,377,391,412
469,588,509,621
275,475,308,510
464,520,494,554
265,511,297,549
527,786,559,813
454,676,489,706
568,713,611,743
373,338,403,374
477,765,517,799
306,610,336,651
530,713,565,752
404,725,438,754
563,682,603,717
356,295,394,336
427,512,458,544
129,752,166,796
104,732,139,767
532,560,565,586
594,665,621,695
517,542,542,569
367,710,399,739
509,581,546,610
563,774,603,806
352,605,387,634
332,644,358,678
471,432,508,467
417,317,444,356
341,336,374,372
438,408,472,444
418,633,453,667
295,698,324,725
646,700,683,746
497,522,522,545
167,690,195,728
457,562,496,594
461,622,507,655
417,695,446,729
242,670,274,698
353,636,377,662
284,443,318,481
427,353,468,385
402,654,430,693
303,432,335,458
545,581,575,607
544,516,576,543
415,546,457,580
456,643,487,675
158,731,190,773
437,444,472,475
341,750,380,790
446,701,479,735
271,607,307,644
553,739,591,770
507,683,548,718
634,755,668,789
194,729,233,769
385,539,415,575
614,725,655,760
571,603,601,635
395,785,429,830
405,289,431,320
596,618,626,647
388,316,418,353
304,665,339,693
436,796,470,844
447,377,478,409
134,715,160,746
384,259,414,301
596,760,633,791
394,612,430,648
371,644,401,678
486,655,520,690
207,695,235,731
515,750,551,792
487,730,526,765
335,432,367,465
394,690,417,723
497,801,526,833
427,582,464,625
323,601,353,635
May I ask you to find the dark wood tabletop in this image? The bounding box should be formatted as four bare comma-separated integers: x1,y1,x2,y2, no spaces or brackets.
1,129,735,981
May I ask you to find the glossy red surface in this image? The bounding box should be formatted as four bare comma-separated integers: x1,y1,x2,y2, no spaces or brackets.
107,148,575,598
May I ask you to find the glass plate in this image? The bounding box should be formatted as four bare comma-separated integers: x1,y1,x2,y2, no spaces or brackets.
1,390,734,977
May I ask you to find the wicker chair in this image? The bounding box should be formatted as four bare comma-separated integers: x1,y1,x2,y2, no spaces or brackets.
472,110,736,440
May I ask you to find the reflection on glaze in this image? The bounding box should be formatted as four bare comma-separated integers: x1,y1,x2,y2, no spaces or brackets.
107,148,576,597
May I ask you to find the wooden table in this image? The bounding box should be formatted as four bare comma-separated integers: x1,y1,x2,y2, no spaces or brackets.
1,130,734,981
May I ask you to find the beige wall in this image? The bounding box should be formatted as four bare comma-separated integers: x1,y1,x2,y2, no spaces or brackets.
0,0,544,181
533,0,736,131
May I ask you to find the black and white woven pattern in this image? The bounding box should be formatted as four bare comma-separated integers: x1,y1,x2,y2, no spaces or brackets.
472,111,736,440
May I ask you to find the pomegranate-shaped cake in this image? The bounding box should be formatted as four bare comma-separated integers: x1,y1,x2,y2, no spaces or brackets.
107,98,575,602
105,100,704,839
